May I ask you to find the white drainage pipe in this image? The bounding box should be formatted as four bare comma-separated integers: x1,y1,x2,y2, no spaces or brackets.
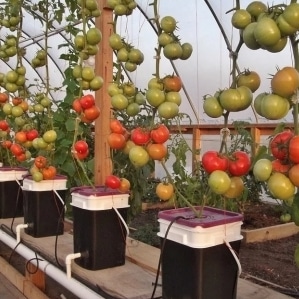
0,229,104,299
15,223,29,243
65,252,81,279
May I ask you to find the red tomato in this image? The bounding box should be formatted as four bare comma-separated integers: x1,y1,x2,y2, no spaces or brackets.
72,98,82,113
42,166,57,180
105,175,121,189
1,140,12,149
201,151,229,174
147,143,167,160
107,133,126,149
73,148,89,160
228,151,251,176
84,105,100,121
110,119,125,134
118,178,131,193
272,159,291,173
288,164,299,187
150,124,170,144
289,136,299,163
79,94,95,109
131,127,151,145
270,130,294,161
10,143,24,156
0,120,9,131
163,75,182,92
26,129,39,141
34,155,47,169
74,140,89,154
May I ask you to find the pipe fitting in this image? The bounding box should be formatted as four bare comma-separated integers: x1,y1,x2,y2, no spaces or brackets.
65,252,81,279
16,223,29,243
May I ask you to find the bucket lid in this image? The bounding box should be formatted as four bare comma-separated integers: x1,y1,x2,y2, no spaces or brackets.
0,166,28,172
23,174,67,181
71,185,128,196
158,206,243,228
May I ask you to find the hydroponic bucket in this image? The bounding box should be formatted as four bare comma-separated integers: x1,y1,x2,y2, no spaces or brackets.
71,186,130,270
0,167,28,219
158,206,243,299
22,175,67,238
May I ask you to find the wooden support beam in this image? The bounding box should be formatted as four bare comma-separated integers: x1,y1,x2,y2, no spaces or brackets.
94,1,114,185
25,262,45,292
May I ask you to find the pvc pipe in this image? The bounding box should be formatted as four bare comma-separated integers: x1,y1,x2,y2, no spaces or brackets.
16,224,29,243
65,252,81,279
0,229,104,299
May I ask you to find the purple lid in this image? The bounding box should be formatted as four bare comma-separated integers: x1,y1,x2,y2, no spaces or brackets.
0,166,27,171
71,185,128,196
158,206,243,228
24,174,67,180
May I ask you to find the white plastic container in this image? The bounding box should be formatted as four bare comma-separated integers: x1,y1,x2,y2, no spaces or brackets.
157,206,243,248
0,167,28,182
71,186,129,210
22,175,68,191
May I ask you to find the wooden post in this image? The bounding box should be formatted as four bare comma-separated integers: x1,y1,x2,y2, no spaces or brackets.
25,262,45,292
94,1,113,185
250,127,261,156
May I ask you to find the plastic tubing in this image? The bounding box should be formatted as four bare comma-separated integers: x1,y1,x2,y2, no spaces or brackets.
0,228,104,299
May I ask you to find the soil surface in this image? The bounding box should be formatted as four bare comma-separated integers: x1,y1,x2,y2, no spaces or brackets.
129,202,299,298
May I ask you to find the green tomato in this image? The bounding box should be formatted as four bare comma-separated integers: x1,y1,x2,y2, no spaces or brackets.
111,94,129,110
283,3,299,29
242,22,261,50
268,172,295,201
109,33,123,50
126,102,140,116
260,94,290,120
163,43,183,60
158,102,179,119
203,96,223,118
160,16,177,33
129,145,149,167
253,159,272,181
43,130,57,143
231,9,252,29
208,170,231,195
254,17,281,47
146,88,165,107
165,91,181,106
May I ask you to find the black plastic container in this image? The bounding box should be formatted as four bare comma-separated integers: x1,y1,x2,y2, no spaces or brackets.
71,186,130,270
0,180,24,218
161,238,241,299
158,206,243,299
73,206,128,270
22,189,66,238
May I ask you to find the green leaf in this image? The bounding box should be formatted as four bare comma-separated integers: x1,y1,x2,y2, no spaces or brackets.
65,118,76,131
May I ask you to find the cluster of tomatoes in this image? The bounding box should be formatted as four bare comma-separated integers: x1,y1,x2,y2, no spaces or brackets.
201,150,251,198
107,0,137,16
105,174,131,193
145,75,183,120
158,15,193,61
254,66,299,120
72,94,100,123
232,2,299,53
203,70,260,119
109,32,144,73
30,155,57,182
253,130,299,202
